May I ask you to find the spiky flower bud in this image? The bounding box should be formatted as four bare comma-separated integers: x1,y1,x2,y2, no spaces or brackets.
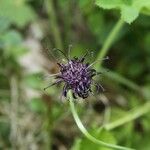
44,50,107,99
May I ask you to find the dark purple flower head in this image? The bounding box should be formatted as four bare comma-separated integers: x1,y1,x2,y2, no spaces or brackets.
44,49,108,99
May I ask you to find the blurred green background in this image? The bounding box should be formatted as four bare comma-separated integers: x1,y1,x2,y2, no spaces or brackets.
0,0,150,150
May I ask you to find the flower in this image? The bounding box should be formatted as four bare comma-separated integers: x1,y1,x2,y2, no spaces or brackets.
44,49,108,99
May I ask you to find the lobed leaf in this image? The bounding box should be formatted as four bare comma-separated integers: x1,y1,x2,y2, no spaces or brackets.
0,0,36,28
95,0,150,23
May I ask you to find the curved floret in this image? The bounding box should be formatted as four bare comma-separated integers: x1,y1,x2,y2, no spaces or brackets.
44,49,107,99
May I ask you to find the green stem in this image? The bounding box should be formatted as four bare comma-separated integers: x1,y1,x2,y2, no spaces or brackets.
101,68,141,93
105,102,150,131
95,19,124,69
10,76,19,149
44,106,53,150
45,0,63,49
68,91,134,150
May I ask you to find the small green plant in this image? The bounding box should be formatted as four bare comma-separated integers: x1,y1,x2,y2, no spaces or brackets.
0,0,150,149
65,1,150,150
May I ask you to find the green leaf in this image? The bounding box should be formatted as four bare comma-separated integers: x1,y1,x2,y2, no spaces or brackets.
0,30,28,58
121,6,139,24
0,0,36,28
71,129,116,150
0,17,11,33
0,30,23,47
96,0,123,9
95,0,150,23
24,73,43,89
28,98,47,113
71,139,82,150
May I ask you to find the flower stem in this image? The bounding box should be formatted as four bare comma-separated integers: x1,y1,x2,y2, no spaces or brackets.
68,91,134,150
45,0,63,49
105,102,150,131
95,19,124,69
10,76,19,148
101,67,141,93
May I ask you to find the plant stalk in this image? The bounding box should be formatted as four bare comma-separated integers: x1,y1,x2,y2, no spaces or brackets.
101,67,141,93
45,0,63,49
95,19,124,69
10,76,19,149
68,91,134,150
105,102,150,130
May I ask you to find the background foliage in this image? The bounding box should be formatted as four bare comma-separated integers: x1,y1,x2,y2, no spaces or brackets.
0,0,150,150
